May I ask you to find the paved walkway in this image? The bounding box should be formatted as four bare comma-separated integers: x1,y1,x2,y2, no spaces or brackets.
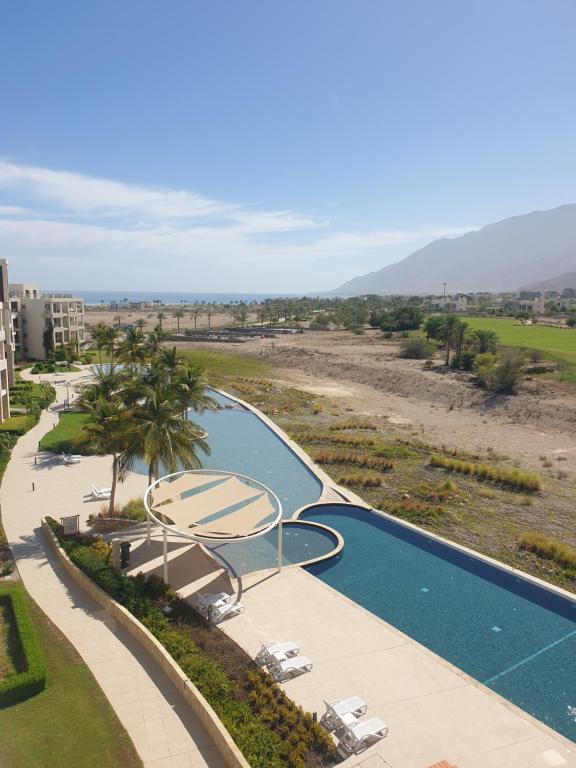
1,373,226,768
223,568,576,768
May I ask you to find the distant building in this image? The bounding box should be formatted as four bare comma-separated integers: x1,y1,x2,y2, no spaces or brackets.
504,292,546,315
430,295,468,313
10,284,86,360
0,261,15,421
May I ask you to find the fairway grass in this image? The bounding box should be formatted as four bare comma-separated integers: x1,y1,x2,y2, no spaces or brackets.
465,316,576,381
0,583,141,768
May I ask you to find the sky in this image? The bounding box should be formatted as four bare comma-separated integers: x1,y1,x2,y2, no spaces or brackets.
1,0,575,293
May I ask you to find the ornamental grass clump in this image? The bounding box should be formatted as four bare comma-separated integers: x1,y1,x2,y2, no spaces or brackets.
328,419,377,431
518,532,576,569
335,472,382,488
429,454,541,492
313,448,393,471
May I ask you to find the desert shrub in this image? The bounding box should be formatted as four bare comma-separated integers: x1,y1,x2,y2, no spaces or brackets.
373,442,416,459
335,472,382,488
311,402,324,415
0,588,47,706
459,351,476,371
118,497,147,521
399,337,435,359
430,455,541,492
476,349,525,394
313,448,393,471
329,419,377,431
386,500,445,525
518,532,576,569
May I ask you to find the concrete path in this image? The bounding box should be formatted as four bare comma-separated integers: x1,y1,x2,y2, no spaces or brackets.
223,567,576,768
1,373,226,768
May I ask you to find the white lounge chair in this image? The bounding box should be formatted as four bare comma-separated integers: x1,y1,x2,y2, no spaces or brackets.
61,452,82,464
88,484,111,500
255,640,300,667
207,601,245,624
320,696,368,731
336,717,389,756
268,655,313,682
196,592,232,615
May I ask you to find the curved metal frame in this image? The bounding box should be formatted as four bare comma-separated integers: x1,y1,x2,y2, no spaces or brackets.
143,469,284,580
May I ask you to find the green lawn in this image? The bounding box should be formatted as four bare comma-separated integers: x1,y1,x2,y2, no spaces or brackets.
177,347,269,384
38,412,90,453
0,415,36,433
465,316,576,381
0,583,141,768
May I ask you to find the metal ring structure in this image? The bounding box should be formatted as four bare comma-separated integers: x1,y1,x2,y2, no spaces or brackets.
144,468,283,544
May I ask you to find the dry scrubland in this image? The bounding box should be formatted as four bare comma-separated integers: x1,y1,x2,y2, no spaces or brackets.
177,339,576,593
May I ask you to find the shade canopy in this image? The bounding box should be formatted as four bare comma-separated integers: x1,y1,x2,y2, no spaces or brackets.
148,471,280,540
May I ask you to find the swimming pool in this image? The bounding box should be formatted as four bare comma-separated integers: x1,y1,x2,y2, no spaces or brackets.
301,504,576,743
133,389,322,518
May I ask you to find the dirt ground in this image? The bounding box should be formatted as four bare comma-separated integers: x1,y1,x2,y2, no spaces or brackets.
84,306,259,332
179,329,576,474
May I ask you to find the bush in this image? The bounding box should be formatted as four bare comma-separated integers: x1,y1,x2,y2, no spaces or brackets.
430,454,541,492
336,472,382,488
0,588,47,706
399,338,435,359
518,532,576,569
476,350,525,394
313,448,393,471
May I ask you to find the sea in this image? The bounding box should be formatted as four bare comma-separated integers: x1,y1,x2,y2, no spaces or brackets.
48,290,304,306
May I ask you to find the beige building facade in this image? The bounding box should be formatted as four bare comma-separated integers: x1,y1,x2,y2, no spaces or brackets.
10,284,86,360
0,260,15,421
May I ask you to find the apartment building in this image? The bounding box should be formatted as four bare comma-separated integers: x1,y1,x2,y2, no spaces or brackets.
9,284,86,360
0,261,15,421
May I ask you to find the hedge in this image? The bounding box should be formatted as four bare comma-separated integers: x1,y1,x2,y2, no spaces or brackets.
46,519,336,768
0,588,47,707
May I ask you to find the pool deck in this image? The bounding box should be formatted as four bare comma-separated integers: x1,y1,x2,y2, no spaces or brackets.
223,566,576,768
1,369,227,768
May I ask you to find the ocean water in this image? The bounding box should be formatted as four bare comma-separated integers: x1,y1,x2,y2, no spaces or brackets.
53,290,301,305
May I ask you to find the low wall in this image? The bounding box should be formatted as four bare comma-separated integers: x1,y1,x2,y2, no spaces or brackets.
41,519,250,768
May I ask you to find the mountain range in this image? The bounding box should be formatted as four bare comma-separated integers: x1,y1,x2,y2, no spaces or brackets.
332,203,576,295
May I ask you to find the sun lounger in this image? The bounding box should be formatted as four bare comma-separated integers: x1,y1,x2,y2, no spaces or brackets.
87,484,112,500
255,640,300,666
196,591,232,614
336,717,389,756
320,696,368,730
61,452,82,464
268,655,313,682
207,601,245,623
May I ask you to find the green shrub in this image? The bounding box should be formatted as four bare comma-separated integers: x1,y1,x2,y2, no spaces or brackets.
0,588,47,706
430,454,541,492
518,532,576,569
399,337,435,359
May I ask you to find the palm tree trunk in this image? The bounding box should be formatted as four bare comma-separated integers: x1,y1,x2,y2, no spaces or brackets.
148,461,154,489
109,455,118,516
445,341,451,366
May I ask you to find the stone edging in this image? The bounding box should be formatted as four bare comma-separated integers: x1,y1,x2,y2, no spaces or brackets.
41,519,250,768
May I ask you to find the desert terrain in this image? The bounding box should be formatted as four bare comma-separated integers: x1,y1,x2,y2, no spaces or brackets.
173,328,576,474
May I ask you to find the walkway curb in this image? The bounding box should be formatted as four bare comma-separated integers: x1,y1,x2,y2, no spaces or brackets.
42,519,250,768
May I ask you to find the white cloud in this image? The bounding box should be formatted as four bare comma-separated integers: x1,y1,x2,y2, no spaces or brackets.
0,160,475,292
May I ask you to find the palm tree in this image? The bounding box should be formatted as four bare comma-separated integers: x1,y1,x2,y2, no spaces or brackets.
135,318,146,331
118,327,146,368
454,321,469,362
191,307,201,331
437,316,461,365
472,328,498,354
156,311,166,328
173,308,185,333
91,322,110,366
128,383,209,487
146,326,166,361
101,324,121,369
79,395,133,515
173,361,217,416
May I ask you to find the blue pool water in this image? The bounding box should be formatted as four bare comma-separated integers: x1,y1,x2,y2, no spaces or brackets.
134,389,322,518
302,504,576,743
209,522,338,576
